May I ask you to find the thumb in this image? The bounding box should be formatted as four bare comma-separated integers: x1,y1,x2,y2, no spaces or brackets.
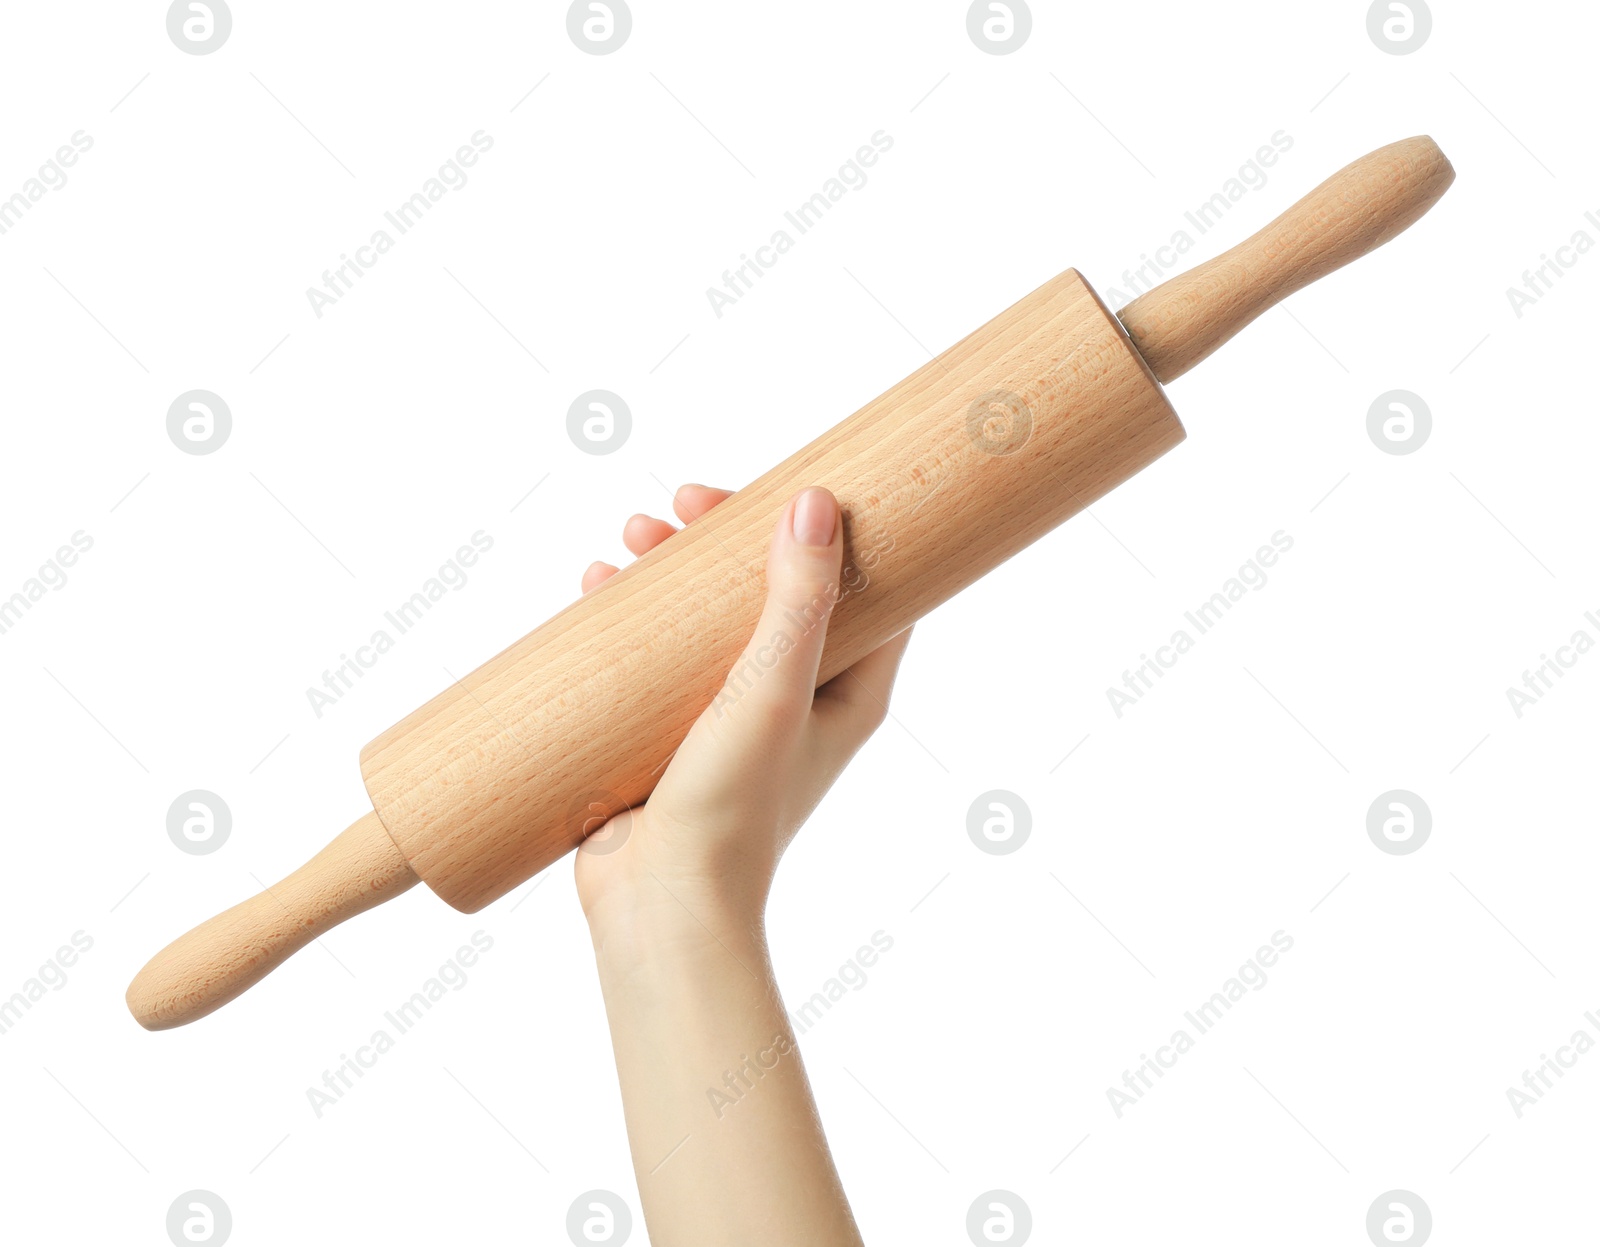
720,487,844,724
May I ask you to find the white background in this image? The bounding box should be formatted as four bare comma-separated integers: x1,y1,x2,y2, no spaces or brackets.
1,1,1594,1243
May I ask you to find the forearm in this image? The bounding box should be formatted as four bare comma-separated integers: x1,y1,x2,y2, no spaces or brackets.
589,886,863,1247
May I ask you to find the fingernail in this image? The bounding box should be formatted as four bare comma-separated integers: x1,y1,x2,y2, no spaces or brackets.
791,488,836,547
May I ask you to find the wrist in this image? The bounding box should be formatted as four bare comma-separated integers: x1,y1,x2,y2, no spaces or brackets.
584,863,768,966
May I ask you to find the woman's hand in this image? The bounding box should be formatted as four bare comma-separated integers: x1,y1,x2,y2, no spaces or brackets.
573,483,908,1247
574,483,912,937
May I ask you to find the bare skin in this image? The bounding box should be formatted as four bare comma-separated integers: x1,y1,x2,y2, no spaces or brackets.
575,484,911,1247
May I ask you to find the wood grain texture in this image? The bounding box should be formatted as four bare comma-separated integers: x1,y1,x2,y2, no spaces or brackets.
125,811,418,1030
1117,135,1455,382
361,269,1184,911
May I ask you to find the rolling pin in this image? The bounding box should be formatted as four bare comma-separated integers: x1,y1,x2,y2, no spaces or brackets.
128,136,1454,1029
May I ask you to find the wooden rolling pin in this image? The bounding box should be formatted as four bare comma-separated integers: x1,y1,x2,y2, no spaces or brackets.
128,136,1454,1029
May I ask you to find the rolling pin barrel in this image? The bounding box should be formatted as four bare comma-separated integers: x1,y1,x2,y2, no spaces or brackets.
360,270,1184,912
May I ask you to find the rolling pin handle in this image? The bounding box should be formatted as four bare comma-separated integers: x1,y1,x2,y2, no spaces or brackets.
1118,135,1455,383
125,810,418,1030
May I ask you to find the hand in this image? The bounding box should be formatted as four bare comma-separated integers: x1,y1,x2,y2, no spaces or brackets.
573,484,912,937
576,483,894,1247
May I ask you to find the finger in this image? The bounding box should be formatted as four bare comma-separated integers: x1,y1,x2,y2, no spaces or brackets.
581,560,619,593
814,626,913,741
718,488,843,726
623,513,677,557
673,484,734,525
